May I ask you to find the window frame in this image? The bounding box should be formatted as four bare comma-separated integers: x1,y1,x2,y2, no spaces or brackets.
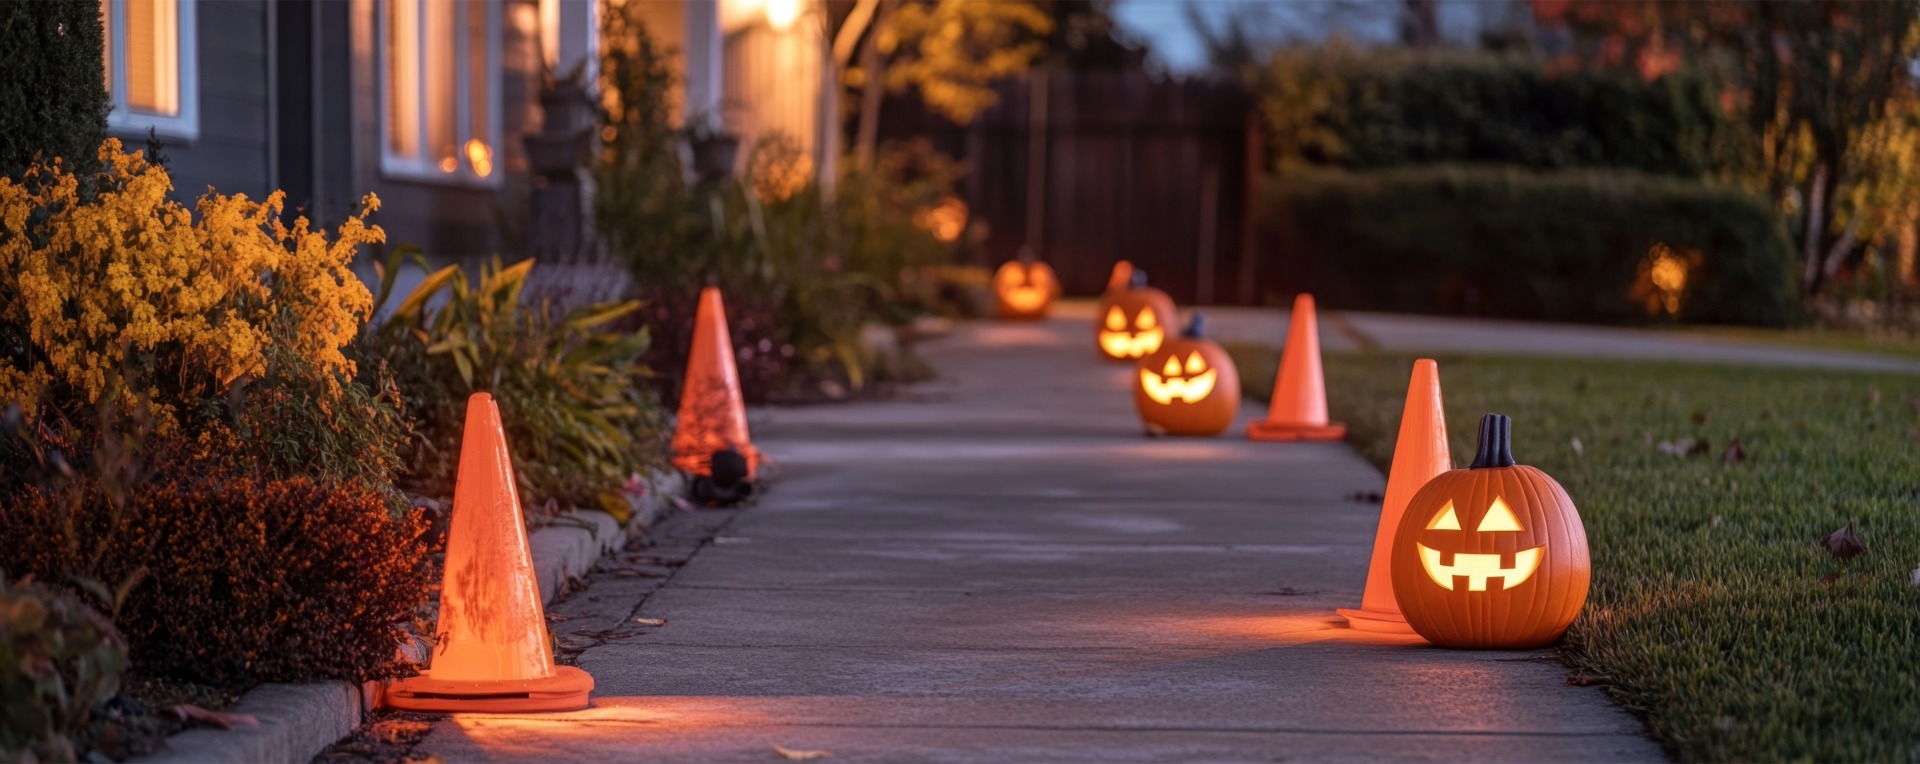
102,0,200,141
376,0,503,188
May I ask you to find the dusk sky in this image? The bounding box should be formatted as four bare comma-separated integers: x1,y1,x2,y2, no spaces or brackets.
1113,0,1499,72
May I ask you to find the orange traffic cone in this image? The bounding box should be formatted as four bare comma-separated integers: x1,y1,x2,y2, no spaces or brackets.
672,287,760,477
1248,294,1347,441
1105,260,1135,292
1337,359,1450,633
386,393,594,712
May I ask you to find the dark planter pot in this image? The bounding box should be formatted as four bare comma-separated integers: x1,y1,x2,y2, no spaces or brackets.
688,132,741,183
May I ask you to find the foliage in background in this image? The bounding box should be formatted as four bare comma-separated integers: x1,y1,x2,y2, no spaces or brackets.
846,0,1053,168
1266,165,1797,326
0,0,108,182
1257,48,1741,177
835,139,967,323
1225,348,1920,761
357,255,668,514
598,8,948,404
1540,1,1920,298
0,573,128,763
881,0,1053,123
0,140,405,490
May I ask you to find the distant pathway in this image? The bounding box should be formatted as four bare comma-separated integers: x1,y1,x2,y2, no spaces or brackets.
1171,303,1920,374
408,314,1663,762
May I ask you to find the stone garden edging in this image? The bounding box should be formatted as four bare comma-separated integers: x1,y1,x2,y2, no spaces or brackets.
133,473,685,764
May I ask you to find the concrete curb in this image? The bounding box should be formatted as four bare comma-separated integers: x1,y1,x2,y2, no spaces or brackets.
132,472,685,764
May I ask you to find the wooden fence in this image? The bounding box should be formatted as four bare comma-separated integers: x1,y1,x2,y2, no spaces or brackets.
885,69,1264,305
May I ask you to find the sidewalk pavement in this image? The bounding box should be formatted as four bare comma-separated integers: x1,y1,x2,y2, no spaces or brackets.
408,314,1664,762
1079,302,1920,374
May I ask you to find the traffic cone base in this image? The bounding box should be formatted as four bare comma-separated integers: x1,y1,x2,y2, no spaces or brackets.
386,665,594,713
1247,420,1348,442
1334,606,1417,634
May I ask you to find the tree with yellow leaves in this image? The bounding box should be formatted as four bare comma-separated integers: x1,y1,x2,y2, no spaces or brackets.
842,0,1052,170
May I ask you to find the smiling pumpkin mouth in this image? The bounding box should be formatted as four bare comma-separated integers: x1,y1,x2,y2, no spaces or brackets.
1100,326,1164,358
1416,544,1544,591
1139,367,1216,404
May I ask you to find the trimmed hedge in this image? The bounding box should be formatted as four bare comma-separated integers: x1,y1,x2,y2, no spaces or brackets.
1260,51,1739,178
1266,166,1798,327
0,1,109,180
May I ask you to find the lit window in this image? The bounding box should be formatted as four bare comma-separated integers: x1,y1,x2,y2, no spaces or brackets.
381,0,500,183
101,0,199,139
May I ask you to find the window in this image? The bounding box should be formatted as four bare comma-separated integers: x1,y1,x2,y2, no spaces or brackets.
380,0,500,184
101,0,199,140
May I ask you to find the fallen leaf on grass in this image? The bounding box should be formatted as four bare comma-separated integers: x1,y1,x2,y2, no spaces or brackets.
171,704,259,730
773,744,831,760
1566,671,1604,686
1821,522,1865,561
1910,566,1920,588
1721,440,1745,466
1691,410,1708,425
1870,387,1883,405
1569,437,1583,457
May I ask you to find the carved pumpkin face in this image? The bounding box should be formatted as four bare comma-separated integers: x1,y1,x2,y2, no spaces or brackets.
1133,315,1239,436
993,260,1059,320
1095,274,1177,361
1389,414,1589,649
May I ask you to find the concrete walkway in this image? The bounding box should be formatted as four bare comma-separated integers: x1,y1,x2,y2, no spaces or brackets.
408,315,1663,762
1110,302,1920,374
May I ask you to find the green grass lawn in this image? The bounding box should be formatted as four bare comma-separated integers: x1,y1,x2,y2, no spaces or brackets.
1662,324,1920,361
1229,344,1920,762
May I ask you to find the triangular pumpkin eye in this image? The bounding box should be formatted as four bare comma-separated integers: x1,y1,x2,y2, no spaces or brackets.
1184,352,1206,374
1426,501,1461,530
1137,307,1158,330
1106,306,1127,331
1162,357,1182,376
1476,497,1523,532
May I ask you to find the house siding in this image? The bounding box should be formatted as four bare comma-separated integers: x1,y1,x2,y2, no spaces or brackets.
115,0,273,203
333,0,541,264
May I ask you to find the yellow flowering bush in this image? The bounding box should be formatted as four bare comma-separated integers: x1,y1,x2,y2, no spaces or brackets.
0,139,383,429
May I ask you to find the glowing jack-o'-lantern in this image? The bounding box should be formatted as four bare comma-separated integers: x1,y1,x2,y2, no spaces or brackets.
1095,271,1177,360
1133,313,1240,436
1389,414,1589,649
992,259,1059,319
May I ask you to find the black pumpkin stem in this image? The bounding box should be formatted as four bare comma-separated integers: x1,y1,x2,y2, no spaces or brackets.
1130,270,1149,289
1468,413,1517,468
1183,312,1207,339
